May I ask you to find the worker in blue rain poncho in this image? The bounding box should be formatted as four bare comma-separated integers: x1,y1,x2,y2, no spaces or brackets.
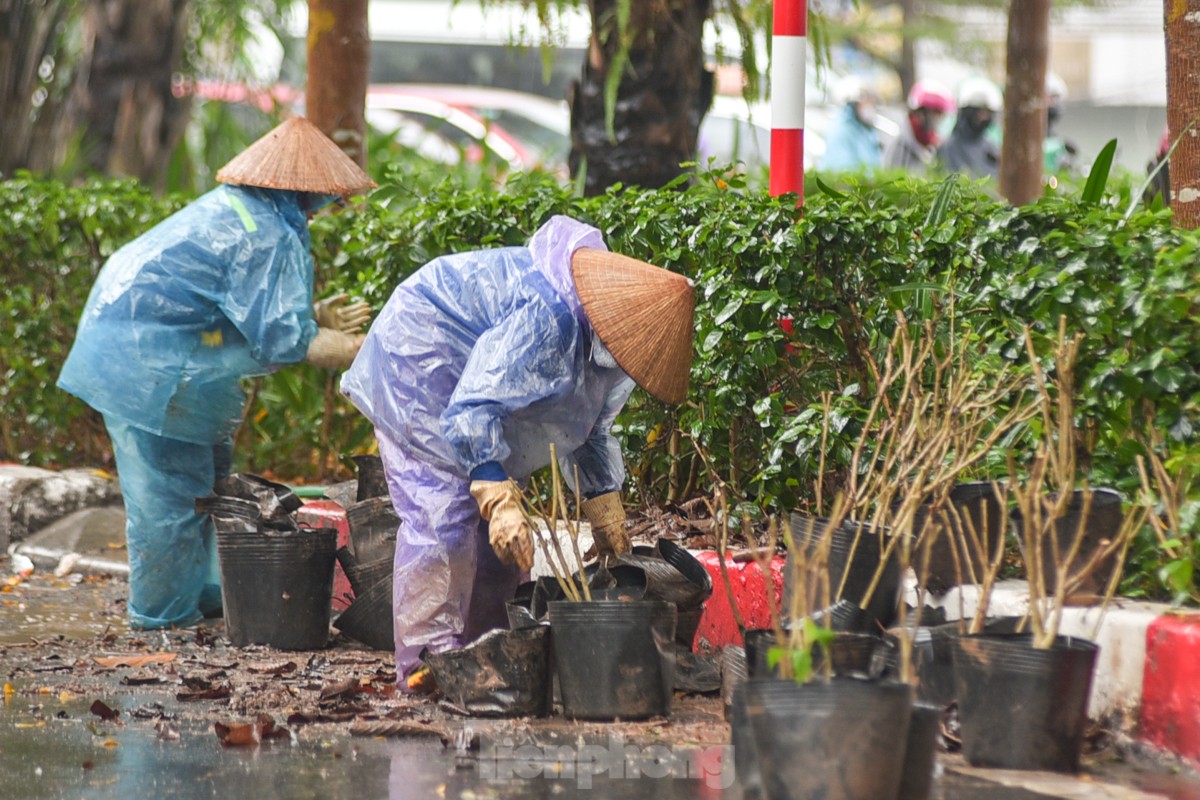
340,215,697,681
57,117,376,630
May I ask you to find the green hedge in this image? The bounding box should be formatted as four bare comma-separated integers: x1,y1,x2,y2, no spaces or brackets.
3,168,1198,597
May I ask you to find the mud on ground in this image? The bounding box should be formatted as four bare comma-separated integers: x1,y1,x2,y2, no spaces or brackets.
1,572,729,755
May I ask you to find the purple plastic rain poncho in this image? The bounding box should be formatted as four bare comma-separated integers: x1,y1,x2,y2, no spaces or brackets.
57,184,327,629
340,215,636,678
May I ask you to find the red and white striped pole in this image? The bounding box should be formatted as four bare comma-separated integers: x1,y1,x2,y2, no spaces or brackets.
770,0,807,204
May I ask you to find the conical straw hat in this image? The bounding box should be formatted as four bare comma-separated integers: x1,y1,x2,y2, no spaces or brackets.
216,116,376,196
571,248,696,405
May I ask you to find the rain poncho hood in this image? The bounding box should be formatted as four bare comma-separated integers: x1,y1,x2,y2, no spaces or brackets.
58,184,321,444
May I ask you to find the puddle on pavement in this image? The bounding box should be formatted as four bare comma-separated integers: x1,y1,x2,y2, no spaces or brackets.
0,575,128,645
0,688,724,799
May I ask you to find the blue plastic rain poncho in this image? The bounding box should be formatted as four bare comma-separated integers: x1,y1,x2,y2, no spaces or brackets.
820,104,883,172
58,184,325,628
340,215,636,677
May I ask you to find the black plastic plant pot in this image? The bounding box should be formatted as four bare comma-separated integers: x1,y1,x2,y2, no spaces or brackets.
505,598,540,631
786,514,901,631
334,578,395,651
422,626,552,717
720,645,749,722
1013,488,1124,595
906,481,1005,594
886,624,961,708
196,495,261,523
345,497,400,565
213,472,303,523
737,676,914,800
548,599,677,720
952,632,1099,772
897,702,942,800
352,454,389,502
217,527,337,650
745,628,881,679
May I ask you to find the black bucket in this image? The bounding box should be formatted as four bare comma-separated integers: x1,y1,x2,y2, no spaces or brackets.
345,496,400,565
744,628,881,679
217,527,337,650
786,514,901,631
422,626,552,717
952,632,1098,772
737,677,913,800
898,702,942,800
1014,488,1124,595
196,495,261,523
548,600,677,720
334,578,395,651
905,481,1005,593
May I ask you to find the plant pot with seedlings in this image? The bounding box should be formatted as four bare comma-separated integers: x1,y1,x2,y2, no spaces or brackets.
730,501,914,800
521,445,676,721
951,324,1152,773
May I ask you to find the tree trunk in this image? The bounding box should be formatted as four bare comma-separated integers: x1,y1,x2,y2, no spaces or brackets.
1164,0,1200,227
306,0,370,168
898,0,916,98
999,0,1049,205
0,0,81,175
74,0,191,190
569,0,714,196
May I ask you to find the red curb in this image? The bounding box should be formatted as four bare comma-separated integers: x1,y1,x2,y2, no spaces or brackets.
1141,613,1200,764
297,501,354,612
693,552,786,652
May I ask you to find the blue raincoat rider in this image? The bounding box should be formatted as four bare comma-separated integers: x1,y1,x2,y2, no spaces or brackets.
340,215,697,681
58,117,376,630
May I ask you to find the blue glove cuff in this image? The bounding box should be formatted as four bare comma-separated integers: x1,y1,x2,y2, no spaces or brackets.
469,461,508,482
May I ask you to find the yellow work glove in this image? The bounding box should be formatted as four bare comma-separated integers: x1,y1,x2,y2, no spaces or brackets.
314,293,372,333
470,480,534,571
305,328,363,369
581,491,630,560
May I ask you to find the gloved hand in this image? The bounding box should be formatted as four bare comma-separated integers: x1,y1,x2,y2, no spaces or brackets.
314,293,372,333
581,492,630,560
470,480,533,571
305,327,363,369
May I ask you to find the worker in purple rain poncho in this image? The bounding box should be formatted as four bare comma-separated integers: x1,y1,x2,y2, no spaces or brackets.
340,215,697,680
58,117,376,630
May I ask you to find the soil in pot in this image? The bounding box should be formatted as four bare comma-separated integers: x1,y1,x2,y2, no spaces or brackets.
737,676,913,800
548,599,676,720
422,626,551,717
217,526,337,650
952,632,1098,772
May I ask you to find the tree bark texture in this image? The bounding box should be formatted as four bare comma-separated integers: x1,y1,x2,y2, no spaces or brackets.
74,0,191,189
1164,0,1200,227
999,0,1049,206
569,0,714,196
0,0,80,175
306,0,369,167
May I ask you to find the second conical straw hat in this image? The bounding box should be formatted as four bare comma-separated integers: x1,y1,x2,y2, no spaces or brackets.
571,248,696,405
216,116,376,196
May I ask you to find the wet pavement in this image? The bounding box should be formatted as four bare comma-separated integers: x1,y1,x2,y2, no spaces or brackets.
4,570,1200,799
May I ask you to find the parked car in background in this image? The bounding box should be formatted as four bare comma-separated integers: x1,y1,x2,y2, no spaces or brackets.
364,84,572,177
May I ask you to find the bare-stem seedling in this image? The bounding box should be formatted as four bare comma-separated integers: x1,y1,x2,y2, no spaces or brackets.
518,443,591,602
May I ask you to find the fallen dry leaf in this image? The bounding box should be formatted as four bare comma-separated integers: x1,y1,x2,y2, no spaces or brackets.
93,653,177,669
319,678,362,701
214,714,288,747
176,685,232,702
89,700,119,721
246,661,297,676
349,720,449,739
